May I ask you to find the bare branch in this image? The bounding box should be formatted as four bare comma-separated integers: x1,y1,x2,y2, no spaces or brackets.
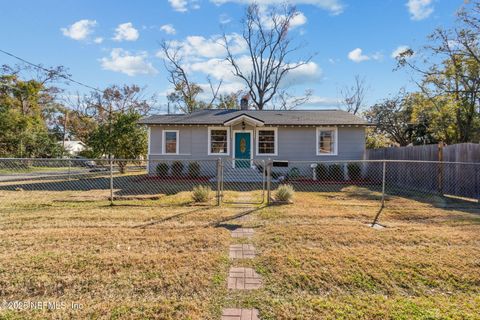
340,75,368,115
223,3,314,110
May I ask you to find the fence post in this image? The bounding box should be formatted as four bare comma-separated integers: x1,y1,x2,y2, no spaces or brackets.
266,160,272,205
109,159,114,206
221,159,224,201
262,160,266,204
68,159,71,181
438,142,444,195
381,160,386,208
216,158,222,206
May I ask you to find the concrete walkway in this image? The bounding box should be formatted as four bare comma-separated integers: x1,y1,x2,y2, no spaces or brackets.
221,194,262,319
221,308,260,320
229,244,255,259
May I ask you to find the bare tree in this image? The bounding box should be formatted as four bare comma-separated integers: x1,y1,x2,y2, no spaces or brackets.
396,1,480,142
456,1,480,64
160,41,222,113
340,75,367,115
224,3,313,110
274,89,312,110
78,84,153,123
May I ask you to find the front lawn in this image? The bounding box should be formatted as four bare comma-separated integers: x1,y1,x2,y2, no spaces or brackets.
0,185,479,319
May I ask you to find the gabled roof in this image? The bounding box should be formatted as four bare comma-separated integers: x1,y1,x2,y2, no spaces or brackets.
139,109,370,126
223,113,265,126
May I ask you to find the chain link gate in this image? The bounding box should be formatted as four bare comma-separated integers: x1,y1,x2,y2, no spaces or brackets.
216,158,266,205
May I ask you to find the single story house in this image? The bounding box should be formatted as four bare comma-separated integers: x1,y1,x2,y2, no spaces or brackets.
139,108,369,178
58,140,86,156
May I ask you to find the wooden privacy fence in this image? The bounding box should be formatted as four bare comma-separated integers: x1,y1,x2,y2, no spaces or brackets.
366,143,480,163
366,143,480,201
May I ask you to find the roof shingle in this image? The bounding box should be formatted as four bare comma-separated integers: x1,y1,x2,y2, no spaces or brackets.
139,109,369,126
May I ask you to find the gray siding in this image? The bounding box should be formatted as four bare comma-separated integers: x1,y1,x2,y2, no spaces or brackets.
148,125,365,162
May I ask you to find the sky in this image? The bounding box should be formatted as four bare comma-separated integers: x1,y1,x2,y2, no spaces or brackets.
0,0,465,113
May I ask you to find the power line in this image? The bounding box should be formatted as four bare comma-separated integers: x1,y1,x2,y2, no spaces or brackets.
0,48,104,93
0,49,161,117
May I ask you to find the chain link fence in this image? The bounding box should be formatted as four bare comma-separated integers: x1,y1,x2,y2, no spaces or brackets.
0,158,478,209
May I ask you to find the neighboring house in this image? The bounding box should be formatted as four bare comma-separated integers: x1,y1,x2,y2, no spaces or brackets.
139,108,369,178
59,140,86,156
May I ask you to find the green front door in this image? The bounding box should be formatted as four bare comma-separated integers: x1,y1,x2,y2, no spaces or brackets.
235,132,251,168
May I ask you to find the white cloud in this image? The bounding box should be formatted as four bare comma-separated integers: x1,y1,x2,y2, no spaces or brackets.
189,57,246,83
169,0,200,12
198,81,246,96
303,95,341,107
210,0,344,15
191,58,321,100
169,0,187,12
160,24,177,35
262,11,308,28
347,48,382,63
281,61,321,87
407,0,434,21
159,33,247,61
100,48,157,76
188,55,321,87
160,30,320,101
391,45,410,58
348,48,370,63
94,37,103,44
291,12,308,27
113,22,139,42
61,19,97,41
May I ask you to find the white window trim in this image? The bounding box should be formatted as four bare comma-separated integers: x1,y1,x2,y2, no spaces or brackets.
316,127,338,156
255,127,278,156
162,130,179,155
208,127,230,156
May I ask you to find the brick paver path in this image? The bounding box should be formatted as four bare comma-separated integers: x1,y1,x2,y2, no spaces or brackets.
229,244,255,259
221,308,260,320
228,267,262,290
231,228,254,238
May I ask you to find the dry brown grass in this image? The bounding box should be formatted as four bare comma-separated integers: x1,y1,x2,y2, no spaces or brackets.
1,185,480,319
0,189,244,319
227,190,480,319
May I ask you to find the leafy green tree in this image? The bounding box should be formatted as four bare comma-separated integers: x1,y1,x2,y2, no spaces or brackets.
397,1,480,143
364,92,438,147
408,93,457,144
87,112,147,173
0,74,62,157
216,92,240,109
167,81,205,113
75,84,153,170
365,127,395,149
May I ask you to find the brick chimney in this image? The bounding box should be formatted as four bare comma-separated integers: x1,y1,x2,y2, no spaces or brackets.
240,93,249,110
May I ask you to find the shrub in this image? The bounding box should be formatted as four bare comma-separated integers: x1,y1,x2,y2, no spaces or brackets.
156,163,169,177
192,185,211,202
347,163,362,181
188,162,201,178
171,161,184,176
274,184,295,202
287,167,300,180
329,164,344,181
315,163,329,180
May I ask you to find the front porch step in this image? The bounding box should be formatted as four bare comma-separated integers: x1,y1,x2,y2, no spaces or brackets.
211,167,266,183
